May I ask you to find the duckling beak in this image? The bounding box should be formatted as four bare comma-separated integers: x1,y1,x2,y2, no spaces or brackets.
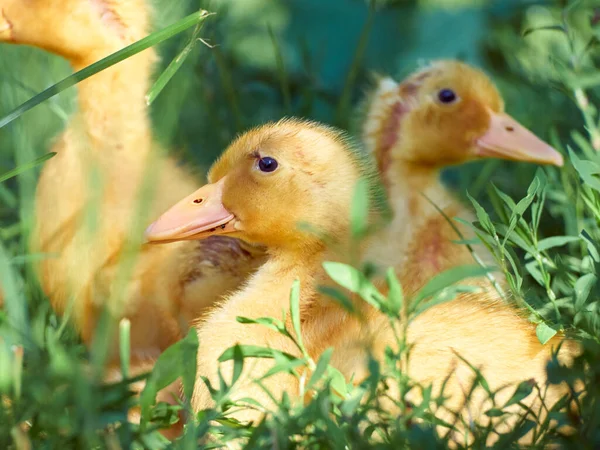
145,177,236,243
475,111,563,167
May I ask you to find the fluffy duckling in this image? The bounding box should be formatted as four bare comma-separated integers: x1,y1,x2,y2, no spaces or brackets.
146,118,387,423
1,1,265,438
360,60,564,295
147,119,575,443
0,0,264,369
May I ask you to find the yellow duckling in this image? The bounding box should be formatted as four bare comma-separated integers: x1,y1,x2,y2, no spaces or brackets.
0,0,265,437
0,0,264,369
147,119,576,443
146,118,386,423
360,60,563,295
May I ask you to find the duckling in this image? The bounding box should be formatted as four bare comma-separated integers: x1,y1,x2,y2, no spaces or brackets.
145,118,387,423
360,60,564,296
147,119,575,442
0,0,263,383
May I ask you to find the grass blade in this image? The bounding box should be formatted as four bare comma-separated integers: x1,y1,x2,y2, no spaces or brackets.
0,10,211,129
119,319,131,379
146,17,212,106
0,152,56,184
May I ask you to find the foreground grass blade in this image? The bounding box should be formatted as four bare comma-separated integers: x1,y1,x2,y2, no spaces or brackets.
0,152,56,184
119,319,131,379
0,10,210,129
0,239,29,337
146,16,212,106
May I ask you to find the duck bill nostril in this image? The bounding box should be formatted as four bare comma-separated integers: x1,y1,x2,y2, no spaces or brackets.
475,110,564,167
145,176,235,242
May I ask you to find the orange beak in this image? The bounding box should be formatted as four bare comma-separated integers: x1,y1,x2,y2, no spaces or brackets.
475,111,563,166
145,177,236,243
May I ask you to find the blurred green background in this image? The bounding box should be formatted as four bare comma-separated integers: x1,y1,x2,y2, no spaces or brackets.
0,0,591,231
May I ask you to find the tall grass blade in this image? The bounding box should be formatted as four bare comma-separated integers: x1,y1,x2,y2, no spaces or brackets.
0,152,56,184
0,10,210,129
119,319,131,379
146,17,212,106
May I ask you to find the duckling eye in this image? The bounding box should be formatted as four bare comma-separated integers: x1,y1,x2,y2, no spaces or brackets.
258,156,278,173
437,88,458,104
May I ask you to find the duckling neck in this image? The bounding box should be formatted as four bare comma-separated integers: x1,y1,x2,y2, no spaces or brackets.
223,248,324,320
387,162,449,234
363,161,454,273
71,48,155,157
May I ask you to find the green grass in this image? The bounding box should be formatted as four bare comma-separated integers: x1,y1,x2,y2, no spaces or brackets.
1,0,600,448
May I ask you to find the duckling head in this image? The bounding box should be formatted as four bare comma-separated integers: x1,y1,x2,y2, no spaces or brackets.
361,60,563,170
146,119,386,251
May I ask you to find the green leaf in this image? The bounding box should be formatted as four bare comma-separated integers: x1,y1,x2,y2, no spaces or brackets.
289,279,304,350
327,366,349,397
488,183,513,224
581,230,600,263
180,328,199,401
536,322,557,345
119,319,131,379
536,236,580,252
452,352,492,396
0,241,28,337
512,419,537,442
146,18,211,105
259,358,305,381
525,260,546,287
503,379,535,408
230,345,244,387
0,152,56,183
218,345,296,363
412,265,490,305
531,170,547,232
340,387,366,416
413,285,481,318
322,261,385,309
350,178,370,238
522,24,567,37
318,285,356,313
571,131,596,159
306,348,333,391
575,273,597,311
0,10,211,128
570,150,600,194
236,316,286,334
513,176,539,217
496,224,537,255
385,267,403,316
503,249,524,293
467,191,496,236
484,408,505,417
140,329,199,425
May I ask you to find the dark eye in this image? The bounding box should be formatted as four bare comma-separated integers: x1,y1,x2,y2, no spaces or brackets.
258,156,278,173
437,88,458,104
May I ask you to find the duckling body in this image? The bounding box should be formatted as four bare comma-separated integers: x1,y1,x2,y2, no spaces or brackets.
146,120,367,419
352,61,574,440
361,61,563,296
0,0,264,369
148,117,575,443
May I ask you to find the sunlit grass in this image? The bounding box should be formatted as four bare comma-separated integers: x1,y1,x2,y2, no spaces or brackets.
0,0,599,448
